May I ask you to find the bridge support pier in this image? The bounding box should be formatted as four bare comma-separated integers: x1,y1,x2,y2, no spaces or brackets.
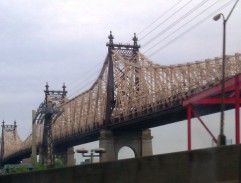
99,128,153,162
99,129,115,161
55,147,76,166
38,148,44,164
66,147,75,166
31,110,37,162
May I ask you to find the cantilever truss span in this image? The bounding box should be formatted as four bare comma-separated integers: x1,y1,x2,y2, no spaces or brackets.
53,52,241,141
1,42,241,161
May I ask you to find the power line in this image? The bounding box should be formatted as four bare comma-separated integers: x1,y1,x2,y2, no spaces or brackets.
66,61,103,97
67,1,200,98
138,0,184,38
142,0,209,48
143,0,220,54
67,61,102,89
147,0,234,58
139,0,193,42
68,77,98,99
68,72,100,98
67,1,232,98
67,68,100,94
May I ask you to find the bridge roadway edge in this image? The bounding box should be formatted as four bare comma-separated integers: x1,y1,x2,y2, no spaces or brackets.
1,144,241,183
2,102,238,164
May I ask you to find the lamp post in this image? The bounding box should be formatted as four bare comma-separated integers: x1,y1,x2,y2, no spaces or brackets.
76,148,106,164
213,0,239,145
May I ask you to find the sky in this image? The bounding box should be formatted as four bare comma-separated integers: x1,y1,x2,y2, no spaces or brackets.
0,0,240,162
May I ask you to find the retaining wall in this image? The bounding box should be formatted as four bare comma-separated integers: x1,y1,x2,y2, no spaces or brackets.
0,144,241,183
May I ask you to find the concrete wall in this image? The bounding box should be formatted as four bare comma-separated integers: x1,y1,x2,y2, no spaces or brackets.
1,144,241,183
100,129,153,162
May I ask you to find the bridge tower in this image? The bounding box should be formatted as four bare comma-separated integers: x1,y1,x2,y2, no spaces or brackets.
0,120,21,165
99,32,153,162
31,110,37,162
0,121,4,163
40,83,67,167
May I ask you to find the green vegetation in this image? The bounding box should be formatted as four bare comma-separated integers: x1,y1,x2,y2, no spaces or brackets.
8,165,29,174
1,163,33,174
0,158,65,175
32,161,46,171
54,158,64,168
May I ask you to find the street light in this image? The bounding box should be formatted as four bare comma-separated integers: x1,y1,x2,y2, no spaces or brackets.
76,148,106,164
213,0,239,146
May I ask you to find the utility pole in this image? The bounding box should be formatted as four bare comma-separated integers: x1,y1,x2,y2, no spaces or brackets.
213,0,239,145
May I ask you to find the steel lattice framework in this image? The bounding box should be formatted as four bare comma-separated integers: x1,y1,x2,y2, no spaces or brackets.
1,121,24,159
53,51,241,141
1,33,241,161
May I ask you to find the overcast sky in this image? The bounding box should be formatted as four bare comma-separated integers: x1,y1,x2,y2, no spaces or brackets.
0,0,240,160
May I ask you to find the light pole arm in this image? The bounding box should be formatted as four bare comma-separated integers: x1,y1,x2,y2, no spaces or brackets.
81,154,102,158
226,0,239,21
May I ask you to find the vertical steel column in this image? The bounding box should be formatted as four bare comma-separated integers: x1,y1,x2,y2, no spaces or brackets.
46,113,54,167
235,75,240,144
0,121,5,161
13,121,17,140
105,31,115,124
41,83,67,167
31,110,37,162
187,104,191,151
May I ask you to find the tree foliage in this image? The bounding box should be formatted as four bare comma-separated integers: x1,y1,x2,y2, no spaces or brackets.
6,165,29,174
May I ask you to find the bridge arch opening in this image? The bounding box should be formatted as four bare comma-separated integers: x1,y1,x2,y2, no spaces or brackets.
118,146,136,160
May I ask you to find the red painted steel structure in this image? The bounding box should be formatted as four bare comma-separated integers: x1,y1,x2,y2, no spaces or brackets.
183,73,241,151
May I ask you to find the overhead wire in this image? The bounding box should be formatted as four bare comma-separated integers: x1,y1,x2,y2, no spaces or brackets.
67,0,195,99
143,0,220,54
138,0,184,38
67,71,100,98
66,58,105,98
67,61,102,89
67,68,100,92
147,0,234,57
66,0,201,98
68,76,98,99
139,0,193,42
67,0,232,99
142,0,209,48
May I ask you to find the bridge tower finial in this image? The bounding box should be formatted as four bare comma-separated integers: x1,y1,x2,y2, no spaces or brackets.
62,83,67,98
45,82,49,93
44,82,49,107
108,31,114,46
132,33,140,52
133,33,138,45
14,120,17,128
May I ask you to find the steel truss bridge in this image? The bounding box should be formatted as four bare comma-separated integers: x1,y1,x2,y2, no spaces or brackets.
1,32,241,164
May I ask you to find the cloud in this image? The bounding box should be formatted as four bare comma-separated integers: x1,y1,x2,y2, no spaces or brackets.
0,0,240,153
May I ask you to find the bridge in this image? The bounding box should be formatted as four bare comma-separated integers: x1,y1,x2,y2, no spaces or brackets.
1,32,241,166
